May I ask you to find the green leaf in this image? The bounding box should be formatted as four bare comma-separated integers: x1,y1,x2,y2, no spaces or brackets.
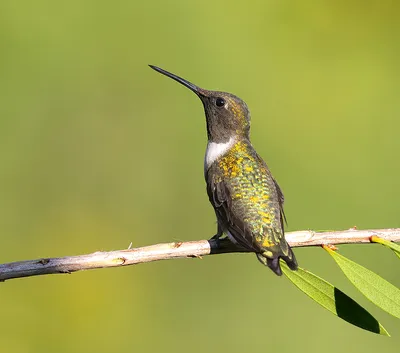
371,236,400,259
281,262,389,336
324,246,400,319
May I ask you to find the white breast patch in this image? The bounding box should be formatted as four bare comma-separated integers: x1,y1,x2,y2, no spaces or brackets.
204,137,235,170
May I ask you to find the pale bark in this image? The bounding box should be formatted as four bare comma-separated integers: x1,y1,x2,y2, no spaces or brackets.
1,228,399,282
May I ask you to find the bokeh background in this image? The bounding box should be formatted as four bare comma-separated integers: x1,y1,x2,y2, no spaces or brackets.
0,1,399,352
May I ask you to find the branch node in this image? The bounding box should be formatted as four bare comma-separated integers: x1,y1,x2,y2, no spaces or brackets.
38,258,50,265
188,254,203,259
59,270,72,274
116,257,127,265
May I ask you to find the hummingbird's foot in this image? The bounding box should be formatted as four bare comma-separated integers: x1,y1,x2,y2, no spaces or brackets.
210,233,224,241
209,227,226,248
210,234,221,248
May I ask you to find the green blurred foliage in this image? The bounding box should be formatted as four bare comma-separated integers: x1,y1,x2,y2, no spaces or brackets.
0,0,399,352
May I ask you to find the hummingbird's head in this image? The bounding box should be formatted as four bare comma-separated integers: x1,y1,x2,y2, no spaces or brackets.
149,65,251,143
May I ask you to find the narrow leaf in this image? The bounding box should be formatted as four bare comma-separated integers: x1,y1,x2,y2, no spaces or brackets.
324,246,400,319
371,236,400,259
281,262,389,335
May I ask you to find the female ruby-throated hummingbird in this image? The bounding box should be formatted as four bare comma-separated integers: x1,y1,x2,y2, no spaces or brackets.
149,65,298,276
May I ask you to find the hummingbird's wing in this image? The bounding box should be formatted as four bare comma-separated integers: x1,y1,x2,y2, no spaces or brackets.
272,176,287,231
206,167,259,252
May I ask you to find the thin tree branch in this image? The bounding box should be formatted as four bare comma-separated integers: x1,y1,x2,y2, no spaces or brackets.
1,228,399,282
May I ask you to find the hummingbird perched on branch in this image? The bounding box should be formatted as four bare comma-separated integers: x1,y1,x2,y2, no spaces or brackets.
149,65,298,276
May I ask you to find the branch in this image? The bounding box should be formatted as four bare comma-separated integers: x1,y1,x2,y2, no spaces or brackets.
1,228,399,282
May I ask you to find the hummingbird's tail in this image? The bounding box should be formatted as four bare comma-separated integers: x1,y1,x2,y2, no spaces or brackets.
256,246,298,276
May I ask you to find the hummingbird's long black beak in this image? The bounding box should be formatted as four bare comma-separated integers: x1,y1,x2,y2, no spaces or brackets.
149,65,205,97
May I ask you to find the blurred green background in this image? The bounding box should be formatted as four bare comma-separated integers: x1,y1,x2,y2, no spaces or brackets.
0,0,399,352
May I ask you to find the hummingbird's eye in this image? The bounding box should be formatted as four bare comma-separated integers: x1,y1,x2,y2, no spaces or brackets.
215,97,225,107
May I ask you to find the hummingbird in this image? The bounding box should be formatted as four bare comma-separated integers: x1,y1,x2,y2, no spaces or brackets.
149,65,298,276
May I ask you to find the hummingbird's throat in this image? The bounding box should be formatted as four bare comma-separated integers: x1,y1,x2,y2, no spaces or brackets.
204,137,236,170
